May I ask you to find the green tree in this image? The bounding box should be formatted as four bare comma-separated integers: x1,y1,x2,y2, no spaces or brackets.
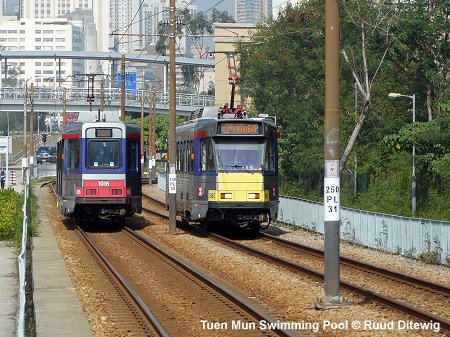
239,1,326,195
339,0,397,172
389,0,449,121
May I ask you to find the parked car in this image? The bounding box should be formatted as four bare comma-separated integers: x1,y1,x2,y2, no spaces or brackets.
36,146,53,164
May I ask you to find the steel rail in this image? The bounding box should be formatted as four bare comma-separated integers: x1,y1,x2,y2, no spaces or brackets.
205,231,450,333
124,227,298,337
75,226,170,337
261,232,450,296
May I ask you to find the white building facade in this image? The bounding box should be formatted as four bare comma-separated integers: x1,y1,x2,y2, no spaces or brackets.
22,0,109,74
0,17,84,86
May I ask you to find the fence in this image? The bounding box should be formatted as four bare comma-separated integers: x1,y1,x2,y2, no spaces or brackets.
33,164,56,179
279,196,450,264
0,87,215,108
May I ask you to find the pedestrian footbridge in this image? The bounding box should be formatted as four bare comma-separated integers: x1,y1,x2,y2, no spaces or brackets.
0,87,215,117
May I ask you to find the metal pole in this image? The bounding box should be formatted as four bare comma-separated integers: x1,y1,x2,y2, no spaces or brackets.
23,83,27,158
23,83,28,184
168,0,177,234
6,109,9,186
100,76,105,113
62,88,67,128
323,0,340,306
411,94,416,216
354,82,357,197
152,89,157,181
29,83,34,177
140,85,145,173
148,88,153,178
120,53,126,122
163,63,168,96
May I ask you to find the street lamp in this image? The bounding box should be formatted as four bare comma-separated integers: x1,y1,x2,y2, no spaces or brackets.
388,92,416,216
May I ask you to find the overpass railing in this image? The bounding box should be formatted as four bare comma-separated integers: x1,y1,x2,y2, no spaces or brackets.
0,87,215,107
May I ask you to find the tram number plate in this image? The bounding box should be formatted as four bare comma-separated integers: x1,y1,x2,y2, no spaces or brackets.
98,181,110,186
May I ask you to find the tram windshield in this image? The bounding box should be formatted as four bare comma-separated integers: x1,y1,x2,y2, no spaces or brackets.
88,141,120,168
215,140,265,172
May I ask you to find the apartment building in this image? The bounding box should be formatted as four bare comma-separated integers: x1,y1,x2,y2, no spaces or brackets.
0,17,84,85
234,0,272,23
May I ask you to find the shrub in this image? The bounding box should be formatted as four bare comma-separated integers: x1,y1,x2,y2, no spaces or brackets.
0,188,23,241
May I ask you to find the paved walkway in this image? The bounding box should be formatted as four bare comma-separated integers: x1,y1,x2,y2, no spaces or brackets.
0,167,92,337
33,186,92,336
0,242,18,337
0,167,25,337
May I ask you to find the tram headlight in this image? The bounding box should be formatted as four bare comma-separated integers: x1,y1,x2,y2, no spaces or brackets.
220,193,232,199
248,193,260,199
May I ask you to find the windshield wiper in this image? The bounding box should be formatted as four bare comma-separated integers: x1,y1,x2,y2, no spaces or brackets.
217,155,228,174
229,163,255,174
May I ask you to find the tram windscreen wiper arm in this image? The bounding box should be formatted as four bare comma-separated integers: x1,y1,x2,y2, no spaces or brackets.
217,155,228,173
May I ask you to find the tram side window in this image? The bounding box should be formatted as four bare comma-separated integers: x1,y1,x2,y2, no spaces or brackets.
127,140,138,171
68,139,80,171
264,140,275,172
201,138,215,172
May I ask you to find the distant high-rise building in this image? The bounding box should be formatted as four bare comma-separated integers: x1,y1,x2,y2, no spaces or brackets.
4,0,20,17
0,17,85,85
22,0,109,74
234,0,272,23
109,0,143,53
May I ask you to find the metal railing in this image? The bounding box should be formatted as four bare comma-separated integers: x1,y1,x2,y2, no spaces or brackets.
33,164,56,179
0,87,215,107
279,196,450,264
157,173,449,264
17,171,29,337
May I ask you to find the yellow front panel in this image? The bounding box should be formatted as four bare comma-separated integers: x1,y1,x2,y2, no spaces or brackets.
205,173,266,202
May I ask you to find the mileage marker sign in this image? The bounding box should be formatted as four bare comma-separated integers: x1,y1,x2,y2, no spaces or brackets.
324,160,340,222
324,177,340,221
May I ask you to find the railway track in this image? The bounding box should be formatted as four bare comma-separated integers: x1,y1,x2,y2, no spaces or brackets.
78,225,297,337
49,186,296,336
142,192,450,333
75,226,170,337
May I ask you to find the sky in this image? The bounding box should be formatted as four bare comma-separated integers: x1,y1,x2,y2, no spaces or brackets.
193,0,233,15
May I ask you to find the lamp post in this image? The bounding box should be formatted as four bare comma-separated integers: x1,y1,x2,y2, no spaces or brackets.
388,92,416,216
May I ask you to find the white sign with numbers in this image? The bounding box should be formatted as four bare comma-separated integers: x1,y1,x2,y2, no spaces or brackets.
324,177,340,221
169,174,176,194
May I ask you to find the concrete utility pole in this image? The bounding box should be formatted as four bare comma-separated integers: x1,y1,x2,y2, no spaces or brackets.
168,0,177,234
120,53,126,122
323,0,341,306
